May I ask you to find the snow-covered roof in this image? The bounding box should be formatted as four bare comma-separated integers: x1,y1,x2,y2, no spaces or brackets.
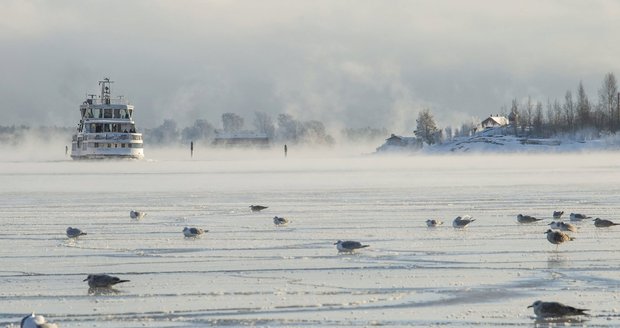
481,116,509,127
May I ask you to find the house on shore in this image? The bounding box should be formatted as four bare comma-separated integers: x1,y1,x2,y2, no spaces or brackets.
212,131,270,147
376,134,422,152
479,115,509,129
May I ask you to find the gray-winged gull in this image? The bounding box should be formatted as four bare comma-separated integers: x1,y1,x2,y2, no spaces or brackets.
569,213,590,221
273,216,290,226
545,229,574,249
426,219,443,227
528,300,588,318
20,313,58,328
552,211,564,219
250,205,268,212
452,215,475,228
593,218,620,227
130,210,147,220
66,227,87,238
83,274,130,288
517,214,543,223
334,240,369,253
548,221,577,232
183,227,208,238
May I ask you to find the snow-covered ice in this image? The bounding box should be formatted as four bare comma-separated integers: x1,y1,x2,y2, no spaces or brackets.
1,150,620,326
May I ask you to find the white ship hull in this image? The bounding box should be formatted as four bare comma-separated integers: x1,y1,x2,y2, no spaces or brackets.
71,132,144,160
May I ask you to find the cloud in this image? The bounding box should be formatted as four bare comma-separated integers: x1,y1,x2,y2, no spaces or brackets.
0,0,619,133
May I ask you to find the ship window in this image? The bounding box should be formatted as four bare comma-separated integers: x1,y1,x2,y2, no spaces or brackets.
80,108,86,117
95,124,102,133
104,109,113,118
120,109,128,119
114,108,121,118
132,143,143,149
128,109,133,118
114,143,118,148
107,143,111,148
86,108,93,118
121,143,126,148
93,108,102,118
94,143,99,148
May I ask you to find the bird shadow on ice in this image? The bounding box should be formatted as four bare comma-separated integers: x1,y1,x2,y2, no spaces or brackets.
546,253,569,269
88,287,122,295
531,316,589,326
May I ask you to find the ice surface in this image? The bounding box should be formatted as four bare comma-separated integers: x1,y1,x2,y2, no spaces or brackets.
1,151,620,326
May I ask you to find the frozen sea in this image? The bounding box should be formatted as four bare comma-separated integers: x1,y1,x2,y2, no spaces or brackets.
2,148,620,327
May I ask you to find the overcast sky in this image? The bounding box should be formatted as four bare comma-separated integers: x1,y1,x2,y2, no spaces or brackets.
1,0,619,133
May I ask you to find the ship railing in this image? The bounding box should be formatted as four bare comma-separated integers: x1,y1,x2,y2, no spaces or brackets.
84,133,142,141
84,97,129,105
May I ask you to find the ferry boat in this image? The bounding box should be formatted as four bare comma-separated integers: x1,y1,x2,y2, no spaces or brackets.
71,78,144,160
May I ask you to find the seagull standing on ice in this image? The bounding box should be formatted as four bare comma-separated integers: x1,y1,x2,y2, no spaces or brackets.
593,218,620,227
83,274,130,288
334,240,369,253
548,221,578,232
250,205,268,212
545,229,574,249
20,313,58,328
183,227,208,238
130,210,146,220
66,227,87,238
273,216,290,226
426,219,443,227
453,215,475,228
517,214,543,223
569,213,590,221
528,300,589,318
553,211,564,219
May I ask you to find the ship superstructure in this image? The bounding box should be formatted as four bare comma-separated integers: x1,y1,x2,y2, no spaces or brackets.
71,78,144,159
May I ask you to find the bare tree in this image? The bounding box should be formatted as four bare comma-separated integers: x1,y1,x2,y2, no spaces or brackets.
533,101,544,136
150,119,180,145
563,90,575,132
222,113,244,133
598,72,618,131
576,81,591,129
253,111,275,139
181,119,214,143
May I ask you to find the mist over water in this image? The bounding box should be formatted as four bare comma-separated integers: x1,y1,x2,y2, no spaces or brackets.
1,150,620,326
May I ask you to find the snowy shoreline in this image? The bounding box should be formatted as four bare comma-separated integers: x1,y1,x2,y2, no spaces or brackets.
377,129,620,154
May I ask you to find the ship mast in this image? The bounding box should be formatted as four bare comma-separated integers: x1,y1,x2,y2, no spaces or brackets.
98,78,114,105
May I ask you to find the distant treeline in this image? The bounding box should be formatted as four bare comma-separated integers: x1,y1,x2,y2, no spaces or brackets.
0,113,388,147
144,112,388,146
416,72,620,145
503,72,620,138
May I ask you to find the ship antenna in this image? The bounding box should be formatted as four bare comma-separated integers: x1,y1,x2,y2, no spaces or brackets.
98,77,114,105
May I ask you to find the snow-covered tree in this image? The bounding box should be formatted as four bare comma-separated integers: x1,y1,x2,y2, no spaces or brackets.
414,108,439,145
